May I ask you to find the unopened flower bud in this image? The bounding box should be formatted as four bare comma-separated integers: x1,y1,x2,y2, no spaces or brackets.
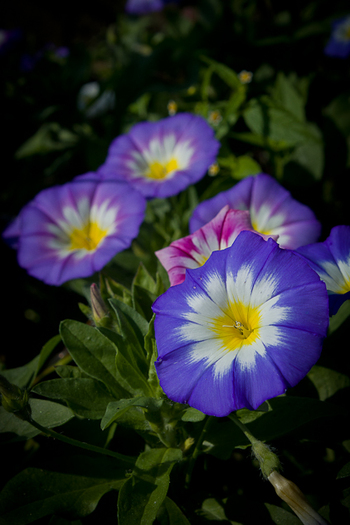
268,470,329,525
90,283,110,327
0,374,31,420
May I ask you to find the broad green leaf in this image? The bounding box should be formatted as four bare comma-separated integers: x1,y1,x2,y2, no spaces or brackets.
144,316,162,395
32,378,116,419
161,497,191,525
118,448,182,525
287,124,324,179
60,320,129,399
265,503,301,524
15,123,78,158
109,296,149,340
99,327,152,397
308,366,350,401
337,462,350,479
199,498,241,523
181,407,206,422
55,365,89,379
0,399,74,441
218,154,261,180
243,98,320,147
0,458,126,524
101,397,162,430
271,72,306,122
1,335,61,389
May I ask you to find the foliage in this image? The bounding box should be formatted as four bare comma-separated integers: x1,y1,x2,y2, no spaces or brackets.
1,1,350,524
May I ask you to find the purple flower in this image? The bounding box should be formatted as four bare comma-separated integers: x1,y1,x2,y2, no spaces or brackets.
98,113,220,199
2,177,146,286
156,205,278,286
324,15,350,59
190,173,321,250
125,0,179,15
296,225,350,316
152,231,329,417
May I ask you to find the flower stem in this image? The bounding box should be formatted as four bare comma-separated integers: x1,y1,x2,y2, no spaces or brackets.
228,412,280,478
185,416,214,488
28,416,136,465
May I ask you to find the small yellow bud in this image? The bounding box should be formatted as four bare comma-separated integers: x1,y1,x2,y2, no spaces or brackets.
208,163,219,176
208,110,222,126
167,100,177,116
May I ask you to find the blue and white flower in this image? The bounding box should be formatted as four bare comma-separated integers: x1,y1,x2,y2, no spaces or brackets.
297,225,350,315
98,113,220,199
324,15,350,59
153,231,329,417
2,177,146,286
189,173,321,250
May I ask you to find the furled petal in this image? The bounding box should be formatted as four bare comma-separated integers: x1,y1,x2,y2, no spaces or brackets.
153,231,329,417
189,173,321,249
98,113,220,199
156,205,278,286
3,178,146,286
296,225,350,315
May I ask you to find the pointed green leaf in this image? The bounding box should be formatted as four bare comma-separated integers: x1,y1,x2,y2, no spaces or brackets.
32,378,116,419
308,366,350,401
0,399,74,442
162,497,191,525
60,320,129,399
265,503,301,524
101,397,163,430
118,448,182,525
0,458,126,524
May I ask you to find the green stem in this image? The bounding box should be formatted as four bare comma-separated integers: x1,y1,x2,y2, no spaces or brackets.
228,412,280,478
28,417,136,465
185,416,214,488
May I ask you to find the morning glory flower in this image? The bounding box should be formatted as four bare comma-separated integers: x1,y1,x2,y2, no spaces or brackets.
152,231,329,417
125,0,178,15
2,177,146,286
324,15,350,59
296,225,350,316
189,173,321,249
156,205,278,286
98,113,220,199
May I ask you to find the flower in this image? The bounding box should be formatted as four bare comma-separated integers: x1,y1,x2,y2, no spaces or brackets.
152,231,329,417
268,471,329,525
296,225,350,316
98,113,220,199
189,173,321,249
324,15,350,59
125,0,179,15
238,70,253,84
156,205,278,286
2,177,146,286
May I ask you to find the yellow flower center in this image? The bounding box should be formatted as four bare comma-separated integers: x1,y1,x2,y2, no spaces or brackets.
210,300,261,352
69,221,108,251
146,158,179,179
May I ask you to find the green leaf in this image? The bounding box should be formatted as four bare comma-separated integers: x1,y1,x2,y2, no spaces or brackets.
99,327,152,397
101,397,162,430
337,462,350,480
271,72,306,123
32,378,116,419
181,407,206,422
287,124,324,179
15,123,78,158
265,503,301,524
60,320,129,399
218,154,261,180
118,448,182,525
201,57,243,91
1,335,61,389
0,399,74,442
308,366,350,401
161,497,191,525
243,98,319,147
328,300,350,334
0,457,126,524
